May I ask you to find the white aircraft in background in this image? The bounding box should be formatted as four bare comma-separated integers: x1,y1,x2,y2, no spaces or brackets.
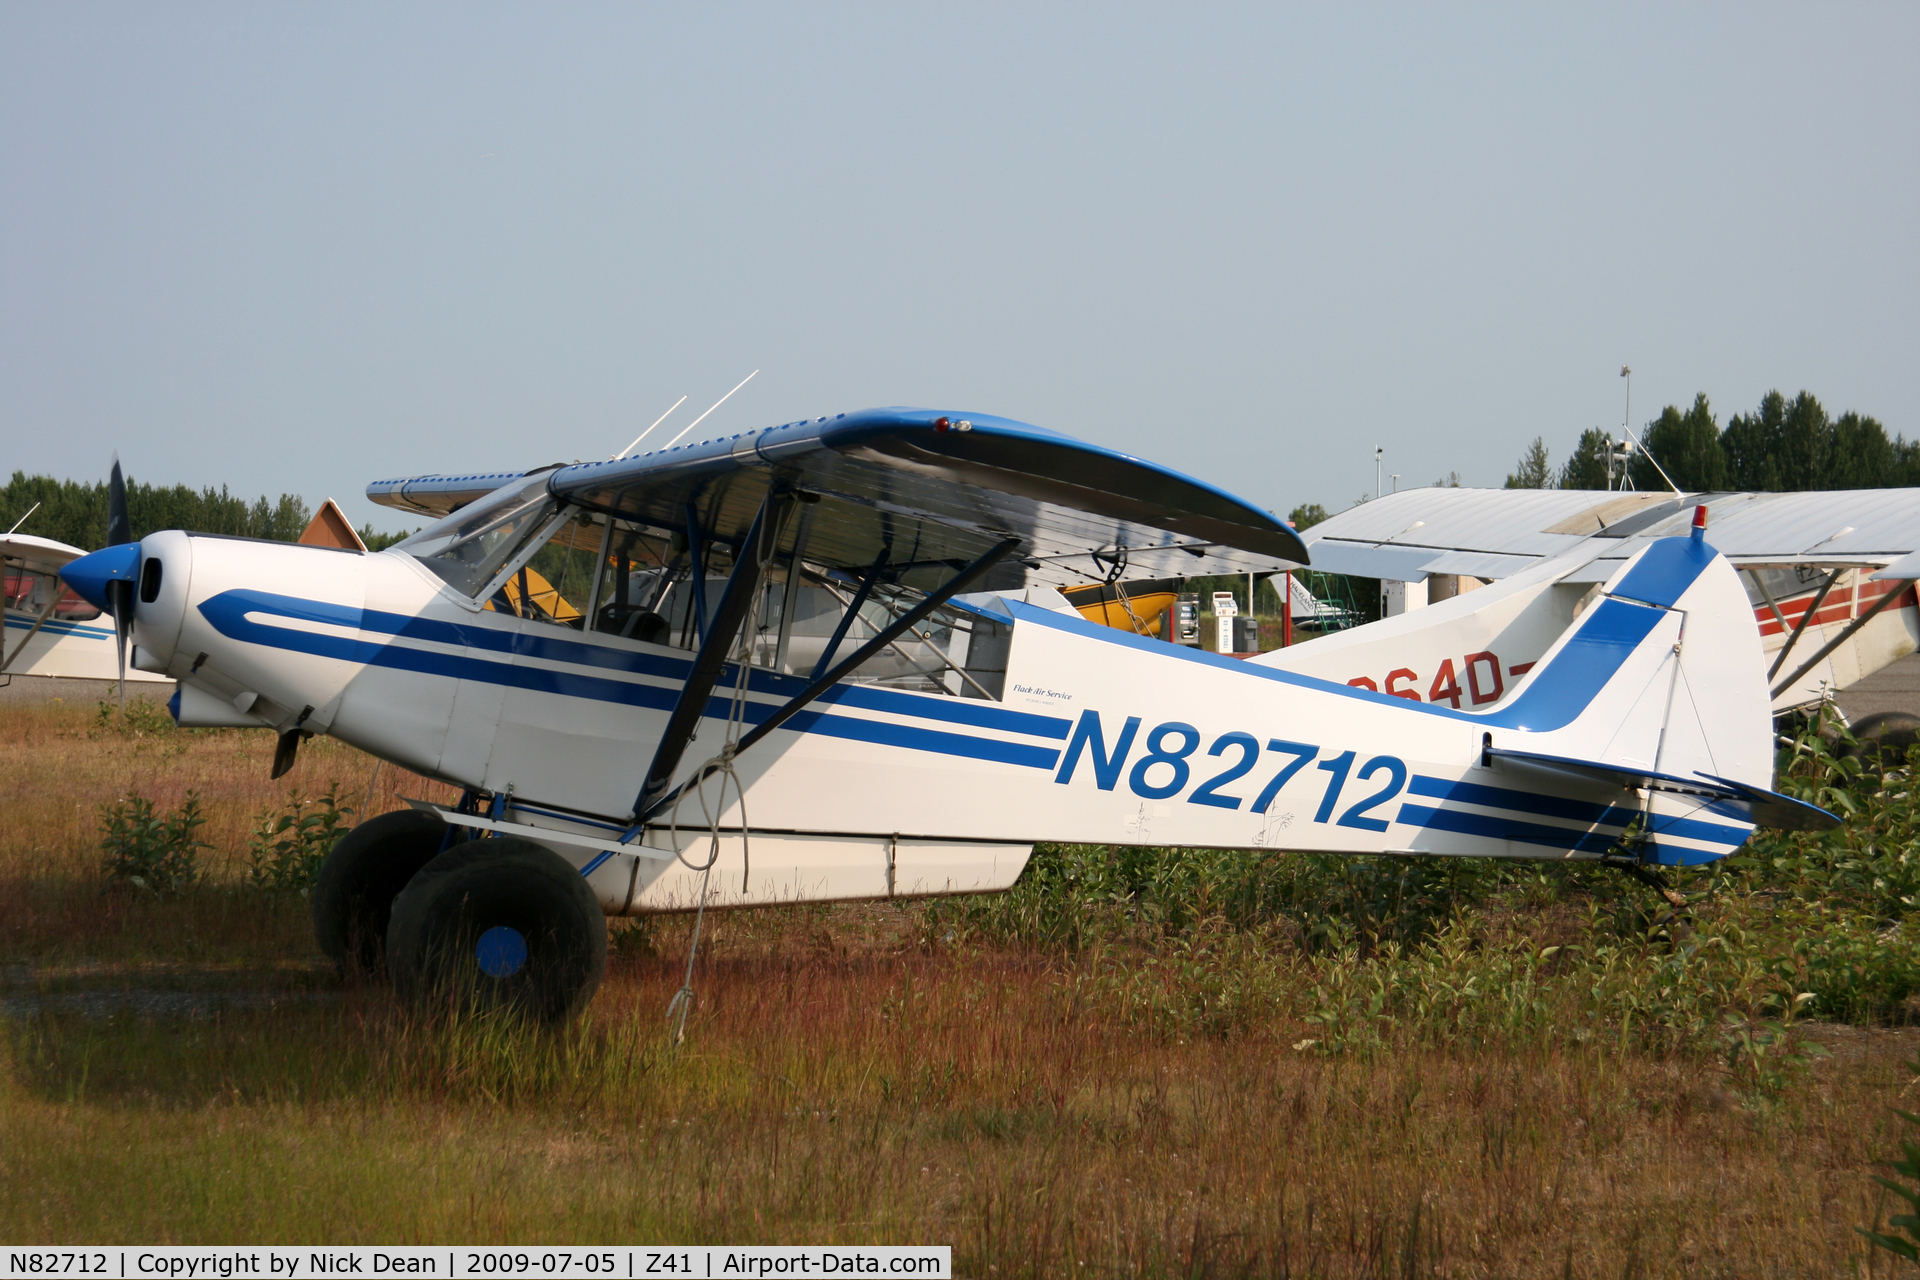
3,532,170,686
3,486,365,690
1287,487,1919,722
58,409,1835,1021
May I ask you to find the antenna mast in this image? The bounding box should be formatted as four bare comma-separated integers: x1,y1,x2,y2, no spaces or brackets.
613,395,689,460
5,501,40,536
663,370,760,449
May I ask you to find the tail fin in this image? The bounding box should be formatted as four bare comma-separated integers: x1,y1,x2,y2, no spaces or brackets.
1479,519,1837,862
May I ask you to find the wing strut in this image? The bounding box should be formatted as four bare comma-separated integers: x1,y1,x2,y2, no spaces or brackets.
813,543,890,678
1771,573,1916,699
684,502,710,646
631,535,1020,828
1,562,62,675
633,491,795,819
1766,566,1843,680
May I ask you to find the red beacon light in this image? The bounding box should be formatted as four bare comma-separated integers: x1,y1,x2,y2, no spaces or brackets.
1691,504,1709,542
933,417,951,433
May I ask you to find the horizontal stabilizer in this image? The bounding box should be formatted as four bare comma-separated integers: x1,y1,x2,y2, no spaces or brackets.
1488,747,1839,832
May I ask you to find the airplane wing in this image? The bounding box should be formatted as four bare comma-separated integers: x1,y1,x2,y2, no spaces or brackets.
369,407,1308,587
1,532,90,576
1291,485,1920,713
1303,487,1920,583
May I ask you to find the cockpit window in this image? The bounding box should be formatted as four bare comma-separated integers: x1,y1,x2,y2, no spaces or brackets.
395,475,559,598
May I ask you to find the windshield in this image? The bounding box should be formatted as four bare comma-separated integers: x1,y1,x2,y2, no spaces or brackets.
395,474,560,597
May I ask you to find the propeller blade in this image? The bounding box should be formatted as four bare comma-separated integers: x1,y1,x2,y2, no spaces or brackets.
111,579,132,716
106,457,132,547
105,457,133,713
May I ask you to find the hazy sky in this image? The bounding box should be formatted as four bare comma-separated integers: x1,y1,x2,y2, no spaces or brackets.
3,4,1915,534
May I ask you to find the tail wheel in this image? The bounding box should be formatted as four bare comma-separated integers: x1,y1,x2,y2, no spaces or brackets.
312,808,450,978
386,837,607,1023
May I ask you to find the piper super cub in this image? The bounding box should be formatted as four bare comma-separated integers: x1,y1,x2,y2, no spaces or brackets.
59,408,1837,1021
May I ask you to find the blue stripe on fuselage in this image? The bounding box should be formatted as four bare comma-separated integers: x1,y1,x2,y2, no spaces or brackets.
1407,774,1640,827
3,612,114,641
195,589,1067,769
1399,773,1749,856
1393,802,1624,855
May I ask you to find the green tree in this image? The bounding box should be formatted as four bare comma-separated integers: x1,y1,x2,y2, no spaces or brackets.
1776,391,1835,489
1828,411,1898,489
0,472,403,550
1897,437,1920,487
1504,437,1551,489
360,522,418,552
1722,391,1787,491
1719,390,1907,492
1634,394,1727,492
1287,503,1329,531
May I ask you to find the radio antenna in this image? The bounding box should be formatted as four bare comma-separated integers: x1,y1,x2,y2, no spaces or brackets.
5,501,40,535
612,395,689,460
663,370,759,449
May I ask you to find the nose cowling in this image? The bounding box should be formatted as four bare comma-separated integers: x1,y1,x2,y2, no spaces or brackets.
62,542,141,614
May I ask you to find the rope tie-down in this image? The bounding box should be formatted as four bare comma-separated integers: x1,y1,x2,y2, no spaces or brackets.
619,495,1019,1050
660,500,787,1048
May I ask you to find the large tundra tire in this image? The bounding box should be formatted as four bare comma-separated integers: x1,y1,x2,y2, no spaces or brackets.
312,809,450,979
386,838,607,1024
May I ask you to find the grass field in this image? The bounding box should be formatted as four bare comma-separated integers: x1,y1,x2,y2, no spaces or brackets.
4,695,1920,1276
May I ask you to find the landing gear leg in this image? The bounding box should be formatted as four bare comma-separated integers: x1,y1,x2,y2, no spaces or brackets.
1622,862,1688,909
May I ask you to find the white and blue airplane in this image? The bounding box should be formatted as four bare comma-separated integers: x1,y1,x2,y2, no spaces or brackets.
3,529,170,686
58,409,1836,1020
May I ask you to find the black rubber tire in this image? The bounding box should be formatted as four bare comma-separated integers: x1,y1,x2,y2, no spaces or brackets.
1850,711,1920,763
386,838,607,1024
312,809,451,979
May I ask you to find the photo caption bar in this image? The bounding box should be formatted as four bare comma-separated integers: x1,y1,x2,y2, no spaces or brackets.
0,1248,950,1280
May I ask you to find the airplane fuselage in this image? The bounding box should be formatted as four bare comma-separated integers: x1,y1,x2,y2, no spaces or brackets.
122,526,1769,914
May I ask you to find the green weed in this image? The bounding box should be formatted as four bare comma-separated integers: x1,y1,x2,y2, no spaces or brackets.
92,694,175,737
98,792,207,895
245,785,352,897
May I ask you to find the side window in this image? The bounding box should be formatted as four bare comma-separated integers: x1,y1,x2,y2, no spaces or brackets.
397,475,558,598
588,520,677,642
488,509,603,628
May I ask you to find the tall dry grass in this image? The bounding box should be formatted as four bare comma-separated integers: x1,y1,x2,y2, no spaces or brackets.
1,697,1916,1275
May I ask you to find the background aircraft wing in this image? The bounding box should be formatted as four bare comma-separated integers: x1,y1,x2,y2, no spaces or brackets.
1,532,90,576
1305,487,1920,583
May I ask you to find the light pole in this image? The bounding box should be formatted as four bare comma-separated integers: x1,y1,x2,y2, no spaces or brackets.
1617,365,1634,491
1375,446,1384,501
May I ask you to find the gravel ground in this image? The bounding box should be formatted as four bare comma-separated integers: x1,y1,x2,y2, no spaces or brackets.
1836,650,1920,724
0,675,172,705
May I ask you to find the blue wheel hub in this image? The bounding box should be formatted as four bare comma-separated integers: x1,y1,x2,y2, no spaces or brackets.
475,926,529,977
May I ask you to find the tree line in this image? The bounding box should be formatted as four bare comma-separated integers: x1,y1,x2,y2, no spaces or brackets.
1505,389,1919,492
1,472,412,552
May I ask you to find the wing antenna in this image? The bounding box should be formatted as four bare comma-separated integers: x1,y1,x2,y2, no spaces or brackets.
5,501,40,535
613,395,689,460
662,370,759,449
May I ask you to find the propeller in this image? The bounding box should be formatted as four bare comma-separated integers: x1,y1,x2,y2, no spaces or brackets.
105,457,134,716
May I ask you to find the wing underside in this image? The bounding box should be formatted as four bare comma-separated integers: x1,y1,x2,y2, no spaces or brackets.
369,408,1308,588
